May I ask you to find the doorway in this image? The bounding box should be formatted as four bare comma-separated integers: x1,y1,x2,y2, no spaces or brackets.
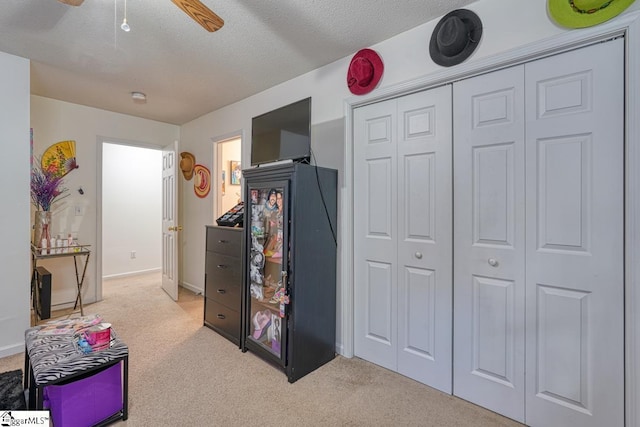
213,135,242,219
101,142,162,278
97,139,164,300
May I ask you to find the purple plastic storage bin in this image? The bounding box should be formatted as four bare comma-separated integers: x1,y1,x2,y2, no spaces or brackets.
43,362,122,427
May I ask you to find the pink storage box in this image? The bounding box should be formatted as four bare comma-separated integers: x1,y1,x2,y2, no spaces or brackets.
43,362,123,427
85,326,111,351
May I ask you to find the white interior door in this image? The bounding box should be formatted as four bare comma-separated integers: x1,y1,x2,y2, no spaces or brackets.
453,65,526,422
524,38,624,427
162,141,179,301
354,86,453,393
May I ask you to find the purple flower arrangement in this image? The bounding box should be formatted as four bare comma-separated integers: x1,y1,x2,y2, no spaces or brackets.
31,162,69,211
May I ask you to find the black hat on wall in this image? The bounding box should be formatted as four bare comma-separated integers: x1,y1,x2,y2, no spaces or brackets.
429,9,483,67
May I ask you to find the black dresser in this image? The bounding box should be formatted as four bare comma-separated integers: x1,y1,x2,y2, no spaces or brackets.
204,225,243,346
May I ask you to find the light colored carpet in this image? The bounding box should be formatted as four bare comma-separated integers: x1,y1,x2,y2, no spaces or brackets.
1,273,523,426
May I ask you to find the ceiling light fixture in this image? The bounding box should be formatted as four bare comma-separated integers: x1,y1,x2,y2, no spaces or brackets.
121,0,130,32
131,92,147,103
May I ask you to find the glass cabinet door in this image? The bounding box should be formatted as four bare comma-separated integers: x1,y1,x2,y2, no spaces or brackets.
247,184,287,358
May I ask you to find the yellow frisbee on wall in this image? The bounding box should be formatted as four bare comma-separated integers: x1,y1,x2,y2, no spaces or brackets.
194,164,211,198
41,140,79,178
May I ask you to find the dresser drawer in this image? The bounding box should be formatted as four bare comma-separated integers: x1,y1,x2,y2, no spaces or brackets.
205,252,241,282
206,226,242,255
205,271,241,308
204,298,240,344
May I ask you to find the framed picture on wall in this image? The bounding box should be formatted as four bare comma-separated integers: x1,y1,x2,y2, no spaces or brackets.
230,160,241,185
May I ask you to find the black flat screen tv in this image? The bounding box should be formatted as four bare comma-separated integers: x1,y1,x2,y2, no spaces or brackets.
251,97,311,166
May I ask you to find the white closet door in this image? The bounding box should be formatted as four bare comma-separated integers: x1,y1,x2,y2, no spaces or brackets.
396,87,452,392
354,86,453,392
354,98,399,371
524,39,624,427
453,65,526,422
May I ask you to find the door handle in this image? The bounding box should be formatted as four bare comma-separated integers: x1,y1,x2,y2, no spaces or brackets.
216,314,226,320
217,264,228,269
217,289,226,294
488,258,499,267
415,252,423,259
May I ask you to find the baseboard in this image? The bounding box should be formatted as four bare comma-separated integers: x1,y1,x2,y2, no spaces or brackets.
103,267,161,280
49,295,98,311
180,281,203,296
0,342,24,358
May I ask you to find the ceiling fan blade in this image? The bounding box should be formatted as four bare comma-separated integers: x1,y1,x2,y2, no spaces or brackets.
171,0,224,32
57,0,85,5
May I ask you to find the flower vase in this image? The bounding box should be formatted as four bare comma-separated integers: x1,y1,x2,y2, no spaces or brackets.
33,211,52,249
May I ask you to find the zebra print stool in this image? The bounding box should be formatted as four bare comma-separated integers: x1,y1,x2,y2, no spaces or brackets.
23,317,128,424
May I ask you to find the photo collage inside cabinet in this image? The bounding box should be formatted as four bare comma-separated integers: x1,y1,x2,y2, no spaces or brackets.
248,187,285,355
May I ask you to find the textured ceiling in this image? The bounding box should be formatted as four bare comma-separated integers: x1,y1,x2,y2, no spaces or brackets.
0,0,477,125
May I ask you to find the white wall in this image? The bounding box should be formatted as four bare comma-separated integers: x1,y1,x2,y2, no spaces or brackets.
102,143,162,278
177,0,640,351
30,96,179,309
0,51,30,357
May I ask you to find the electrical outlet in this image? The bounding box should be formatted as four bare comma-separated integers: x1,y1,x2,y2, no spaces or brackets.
130,251,136,259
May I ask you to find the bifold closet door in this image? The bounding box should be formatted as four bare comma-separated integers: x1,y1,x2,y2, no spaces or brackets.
453,65,527,423
453,39,624,427
353,86,453,393
523,38,624,427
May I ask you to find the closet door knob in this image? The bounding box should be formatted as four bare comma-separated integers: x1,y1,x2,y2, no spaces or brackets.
415,252,423,259
488,258,499,267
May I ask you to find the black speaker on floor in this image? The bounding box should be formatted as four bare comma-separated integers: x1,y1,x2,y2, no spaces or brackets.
35,266,52,320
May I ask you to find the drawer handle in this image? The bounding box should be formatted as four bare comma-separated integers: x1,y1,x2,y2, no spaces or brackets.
217,264,228,269
217,314,226,319
217,289,226,294
218,239,228,244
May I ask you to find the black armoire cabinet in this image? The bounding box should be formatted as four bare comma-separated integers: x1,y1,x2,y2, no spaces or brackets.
241,162,337,383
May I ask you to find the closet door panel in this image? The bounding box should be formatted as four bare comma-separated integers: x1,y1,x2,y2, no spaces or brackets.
524,38,624,427
354,99,398,370
397,86,452,393
354,87,453,392
453,64,526,423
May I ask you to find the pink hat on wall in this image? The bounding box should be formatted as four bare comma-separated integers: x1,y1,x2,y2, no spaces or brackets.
347,48,384,95
193,164,210,198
